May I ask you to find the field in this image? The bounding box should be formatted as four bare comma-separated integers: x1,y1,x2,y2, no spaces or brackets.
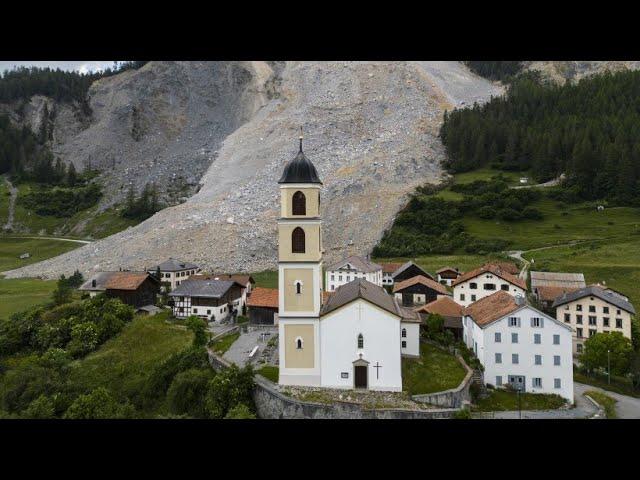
67,312,193,407
252,270,278,289
402,343,467,395
0,236,81,272
0,277,57,320
531,238,640,314
435,168,527,201
473,389,567,411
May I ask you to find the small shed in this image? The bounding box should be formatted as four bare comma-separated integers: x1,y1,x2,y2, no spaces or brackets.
247,287,279,325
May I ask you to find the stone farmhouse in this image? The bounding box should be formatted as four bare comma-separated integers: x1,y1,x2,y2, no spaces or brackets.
168,278,244,322
462,290,574,402
552,284,636,355
452,263,527,307
148,258,200,290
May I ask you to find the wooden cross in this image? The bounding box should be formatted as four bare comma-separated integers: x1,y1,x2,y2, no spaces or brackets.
373,362,382,379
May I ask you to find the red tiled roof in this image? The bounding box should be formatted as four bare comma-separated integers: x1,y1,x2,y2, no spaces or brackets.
393,275,449,295
463,291,520,326
104,272,154,291
535,286,579,303
247,287,279,309
451,263,526,290
381,262,402,273
415,296,464,318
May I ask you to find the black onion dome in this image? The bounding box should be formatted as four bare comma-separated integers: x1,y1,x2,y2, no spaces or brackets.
278,150,322,184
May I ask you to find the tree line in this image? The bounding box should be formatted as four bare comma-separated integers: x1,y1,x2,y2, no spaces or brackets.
121,183,164,221
0,62,148,105
440,70,640,205
464,61,524,82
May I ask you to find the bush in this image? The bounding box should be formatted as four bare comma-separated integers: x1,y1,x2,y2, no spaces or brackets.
166,368,215,418
522,206,543,220
204,364,255,419
477,206,496,219
22,395,56,419
453,407,472,419
64,387,134,419
224,403,256,419
498,208,521,221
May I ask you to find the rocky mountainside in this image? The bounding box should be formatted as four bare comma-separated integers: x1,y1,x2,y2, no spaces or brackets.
4,61,505,279
524,61,640,84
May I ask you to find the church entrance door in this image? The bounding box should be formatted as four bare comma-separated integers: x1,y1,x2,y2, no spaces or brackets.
354,365,368,389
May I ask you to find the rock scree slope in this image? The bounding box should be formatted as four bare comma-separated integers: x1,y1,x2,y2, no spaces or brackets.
3,61,503,279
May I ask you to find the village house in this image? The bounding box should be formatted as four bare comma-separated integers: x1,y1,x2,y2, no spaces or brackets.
247,287,279,325
415,296,464,339
436,267,462,286
530,271,586,311
194,273,255,314
168,278,244,322
381,262,402,287
392,275,450,307
552,284,636,355
276,137,420,391
462,290,574,402
452,263,527,307
392,261,434,283
325,255,383,291
79,271,160,308
147,258,200,290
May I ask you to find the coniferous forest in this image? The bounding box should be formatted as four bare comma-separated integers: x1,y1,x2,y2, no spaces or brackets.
464,61,524,82
440,70,640,205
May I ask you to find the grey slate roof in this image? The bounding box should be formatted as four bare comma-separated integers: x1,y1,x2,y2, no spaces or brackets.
325,255,382,273
391,261,432,279
530,271,586,289
320,278,413,320
278,149,322,185
168,278,236,299
152,258,199,272
552,285,636,314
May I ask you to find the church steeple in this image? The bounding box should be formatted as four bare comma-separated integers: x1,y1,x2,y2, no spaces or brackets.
299,126,303,153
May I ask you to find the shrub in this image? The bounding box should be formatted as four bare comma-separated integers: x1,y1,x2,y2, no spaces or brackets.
522,206,543,220
166,368,214,418
498,208,521,221
453,407,471,419
22,395,56,419
224,403,256,419
67,323,99,358
64,387,134,419
477,206,496,219
205,364,255,419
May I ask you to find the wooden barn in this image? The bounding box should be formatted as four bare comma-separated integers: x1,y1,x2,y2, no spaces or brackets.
79,272,160,308
247,287,279,325
393,275,450,307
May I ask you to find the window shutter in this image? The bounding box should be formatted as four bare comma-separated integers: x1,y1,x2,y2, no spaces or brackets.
531,318,535,327
517,318,521,327
540,318,544,328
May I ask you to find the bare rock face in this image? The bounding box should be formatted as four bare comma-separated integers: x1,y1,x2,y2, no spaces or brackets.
3,61,503,279
524,61,640,84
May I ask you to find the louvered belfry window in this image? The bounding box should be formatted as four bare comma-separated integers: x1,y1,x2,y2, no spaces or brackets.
292,191,306,215
292,227,305,253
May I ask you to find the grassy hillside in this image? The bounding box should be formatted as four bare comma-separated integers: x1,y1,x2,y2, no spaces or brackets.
67,312,192,409
0,277,57,320
0,237,80,271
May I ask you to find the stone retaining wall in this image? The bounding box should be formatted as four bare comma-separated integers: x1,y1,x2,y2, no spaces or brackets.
253,376,458,419
411,353,474,408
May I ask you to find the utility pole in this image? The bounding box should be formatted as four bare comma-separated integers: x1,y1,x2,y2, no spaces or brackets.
607,349,611,385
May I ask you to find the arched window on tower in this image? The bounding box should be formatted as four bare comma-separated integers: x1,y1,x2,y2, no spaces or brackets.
292,227,305,253
292,191,306,215
295,281,302,294
357,333,364,349
296,337,303,349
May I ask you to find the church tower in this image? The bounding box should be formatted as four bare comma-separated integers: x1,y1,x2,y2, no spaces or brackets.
277,131,323,387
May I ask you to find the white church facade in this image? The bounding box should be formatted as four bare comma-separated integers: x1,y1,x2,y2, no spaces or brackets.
277,135,420,391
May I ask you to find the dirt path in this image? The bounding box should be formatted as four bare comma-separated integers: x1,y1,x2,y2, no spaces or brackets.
2,176,18,232
5,236,92,245
510,174,565,190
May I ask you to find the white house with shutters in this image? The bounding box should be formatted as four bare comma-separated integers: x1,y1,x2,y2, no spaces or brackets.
325,255,383,291
452,263,527,307
462,290,574,402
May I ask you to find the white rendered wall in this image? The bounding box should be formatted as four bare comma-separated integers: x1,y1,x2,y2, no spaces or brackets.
325,268,383,291
320,299,402,391
465,306,574,402
454,275,526,307
401,322,420,357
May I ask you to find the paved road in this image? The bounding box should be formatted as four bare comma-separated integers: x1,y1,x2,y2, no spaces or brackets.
575,382,640,419
223,328,276,367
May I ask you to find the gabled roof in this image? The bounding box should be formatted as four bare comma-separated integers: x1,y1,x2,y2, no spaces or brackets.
196,273,254,286
451,263,526,290
535,286,579,303
491,261,520,276
530,271,586,289
392,261,433,280
321,278,411,320
436,266,461,275
247,287,279,309
326,255,382,273
463,290,521,326
552,285,636,314
152,258,199,272
415,296,464,318
79,271,157,292
381,262,402,274
168,278,238,299
393,275,449,296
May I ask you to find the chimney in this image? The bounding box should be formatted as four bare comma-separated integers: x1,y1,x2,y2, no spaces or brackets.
515,294,525,306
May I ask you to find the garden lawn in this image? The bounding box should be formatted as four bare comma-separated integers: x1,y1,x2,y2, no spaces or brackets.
252,270,278,289
212,332,240,354
0,278,57,320
585,390,617,418
473,389,567,411
402,343,467,395
0,236,80,271
257,365,279,383
67,312,192,403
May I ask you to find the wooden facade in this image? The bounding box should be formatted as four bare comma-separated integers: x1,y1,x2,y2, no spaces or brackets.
397,282,440,307
105,277,160,308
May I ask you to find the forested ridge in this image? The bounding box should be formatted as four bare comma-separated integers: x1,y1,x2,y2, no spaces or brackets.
440,70,640,205
0,61,147,105
464,61,524,82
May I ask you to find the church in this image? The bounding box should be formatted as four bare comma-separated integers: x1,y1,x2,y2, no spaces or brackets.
277,134,421,392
